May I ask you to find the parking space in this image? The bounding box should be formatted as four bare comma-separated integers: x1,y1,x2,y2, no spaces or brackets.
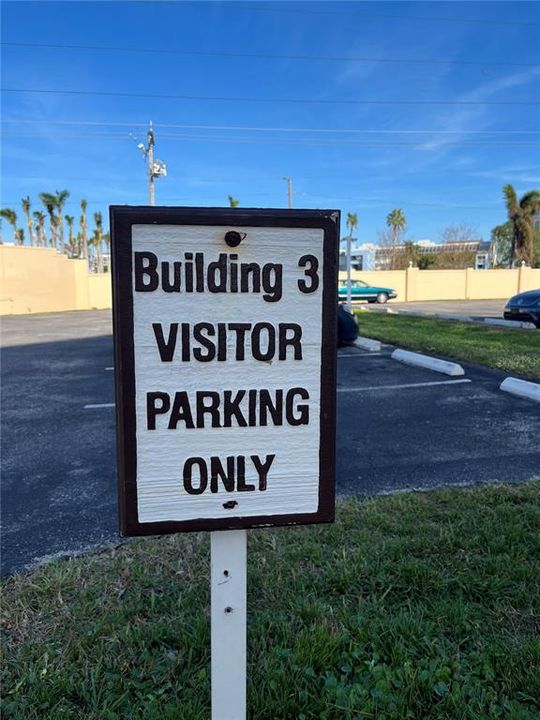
363,298,506,319
336,343,539,496
1,310,539,574
1,311,116,576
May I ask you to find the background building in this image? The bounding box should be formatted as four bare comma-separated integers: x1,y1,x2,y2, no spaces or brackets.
340,238,495,271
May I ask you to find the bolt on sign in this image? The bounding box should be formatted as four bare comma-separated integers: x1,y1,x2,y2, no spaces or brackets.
110,207,339,534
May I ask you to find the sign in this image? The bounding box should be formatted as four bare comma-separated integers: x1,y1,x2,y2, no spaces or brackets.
110,207,339,536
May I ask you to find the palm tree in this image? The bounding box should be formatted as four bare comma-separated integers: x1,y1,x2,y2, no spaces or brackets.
228,195,240,207
15,228,25,245
33,211,47,246
93,211,104,272
503,185,540,266
21,196,35,246
87,230,96,269
39,192,58,248
344,212,358,312
55,189,70,252
386,208,407,269
65,215,77,257
346,212,358,238
50,215,59,249
0,208,18,243
80,199,88,260
102,231,111,271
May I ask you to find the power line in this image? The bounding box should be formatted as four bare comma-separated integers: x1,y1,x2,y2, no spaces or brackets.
236,3,540,28
2,41,536,69
131,1,540,28
2,130,539,147
3,87,538,106
3,119,539,134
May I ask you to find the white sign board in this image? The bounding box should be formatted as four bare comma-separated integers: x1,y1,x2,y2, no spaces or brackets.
111,207,338,535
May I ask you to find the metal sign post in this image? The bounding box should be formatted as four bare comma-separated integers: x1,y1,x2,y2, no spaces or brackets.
110,206,338,718
211,530,247,720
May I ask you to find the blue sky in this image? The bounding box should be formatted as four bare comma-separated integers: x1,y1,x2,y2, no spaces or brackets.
1,0,539,244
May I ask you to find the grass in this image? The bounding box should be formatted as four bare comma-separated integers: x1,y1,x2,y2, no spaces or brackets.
357,312,540,379
2,483,540,720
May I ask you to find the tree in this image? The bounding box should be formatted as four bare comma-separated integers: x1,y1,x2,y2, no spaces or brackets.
65,215,77,257
50,215,60,249
503,185,540,266
343,212,358,309
93,211,104,272
417,253,436,270
436,223,479,269
533,228,540,268
379,239,433,270
0,208,18,243
80,199,88,260
33,211,47,247
228,195,240,207
346,212,358,237
102,232,111,271
21,196,35,246
386,208,407,269
15,228,24,245
394,240,420,270
490,222,514,268
39,192,58,248
55,189,70,252
87,231,96,268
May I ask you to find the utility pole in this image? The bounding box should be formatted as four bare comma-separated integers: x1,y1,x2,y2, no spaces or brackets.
283,176,293,208
136,122,167,206
147,122,155,206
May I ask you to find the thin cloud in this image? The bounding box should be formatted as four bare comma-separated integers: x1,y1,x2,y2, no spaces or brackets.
419,66,540,151
467,165,540,185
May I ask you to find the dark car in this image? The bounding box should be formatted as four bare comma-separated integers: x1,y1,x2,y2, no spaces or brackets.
337,303,359,345
503,289,540,327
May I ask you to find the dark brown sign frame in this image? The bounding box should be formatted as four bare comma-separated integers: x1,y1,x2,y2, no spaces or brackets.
110,206,339,536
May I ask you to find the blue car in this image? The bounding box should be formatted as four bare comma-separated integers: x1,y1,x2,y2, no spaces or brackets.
338,279,397,304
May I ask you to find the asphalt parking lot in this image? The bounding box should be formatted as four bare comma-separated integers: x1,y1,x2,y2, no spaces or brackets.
360,298,507,319
2,309,539,575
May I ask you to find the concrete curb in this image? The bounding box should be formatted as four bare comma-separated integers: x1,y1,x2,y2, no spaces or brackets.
391,348,465,376
434,313,473,323
397,310,474,323
483,318,537,330
366,306,398,314
500,377,540,403
365,308,536,330
354,336,382,352
363,305,537,330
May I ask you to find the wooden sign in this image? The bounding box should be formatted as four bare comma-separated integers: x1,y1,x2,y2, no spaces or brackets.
110,207,339,536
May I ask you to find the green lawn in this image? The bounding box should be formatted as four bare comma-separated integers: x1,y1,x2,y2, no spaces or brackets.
358,312,540,379
2,483,540,719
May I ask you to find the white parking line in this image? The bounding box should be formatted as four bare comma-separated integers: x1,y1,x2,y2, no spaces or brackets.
337,379,471,392
105,367,114,370
84,379,472,407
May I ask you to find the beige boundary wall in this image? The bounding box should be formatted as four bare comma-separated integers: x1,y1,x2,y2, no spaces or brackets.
1,246,539,315
339,265,540,302
0,246,111,315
